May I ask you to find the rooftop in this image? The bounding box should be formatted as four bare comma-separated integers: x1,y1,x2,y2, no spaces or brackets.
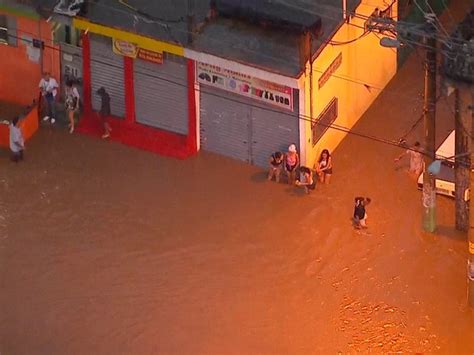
38,0,362,77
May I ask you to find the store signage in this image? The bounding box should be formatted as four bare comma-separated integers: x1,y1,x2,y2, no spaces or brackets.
318,53,342,89
197,62,293,110
112,39,163,64
137,49,163,64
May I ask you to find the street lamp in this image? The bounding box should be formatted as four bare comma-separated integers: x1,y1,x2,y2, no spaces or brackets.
379,37,401,48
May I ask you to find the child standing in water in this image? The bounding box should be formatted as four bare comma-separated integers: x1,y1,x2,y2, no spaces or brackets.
353,197,371,229
295,167,316,194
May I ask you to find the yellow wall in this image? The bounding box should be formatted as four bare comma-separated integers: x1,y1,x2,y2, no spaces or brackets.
303,0,398,167
73,18,184,56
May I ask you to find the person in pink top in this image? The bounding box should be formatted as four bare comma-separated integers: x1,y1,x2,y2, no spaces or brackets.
285,144,299,185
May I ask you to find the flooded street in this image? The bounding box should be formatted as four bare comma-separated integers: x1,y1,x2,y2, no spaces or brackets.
0,120,473,354
1,9,474,350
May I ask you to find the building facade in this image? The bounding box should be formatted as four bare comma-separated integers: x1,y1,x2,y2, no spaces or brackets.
70,18,197,158
0,1,60,106
39,0,397,165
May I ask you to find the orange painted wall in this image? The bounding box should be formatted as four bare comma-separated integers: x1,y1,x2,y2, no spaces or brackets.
0,105,39,148
303,0,398,167
0,11,60,106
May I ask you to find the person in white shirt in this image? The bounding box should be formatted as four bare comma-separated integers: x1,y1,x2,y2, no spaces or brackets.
64,80,80,133
38,72,59,124
9,116,25,162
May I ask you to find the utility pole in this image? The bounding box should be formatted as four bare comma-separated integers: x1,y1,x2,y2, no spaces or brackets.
454,87,469,231
367,15,439,232
422,23,437,233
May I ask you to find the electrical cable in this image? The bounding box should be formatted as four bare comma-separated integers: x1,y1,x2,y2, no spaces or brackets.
279,0,468,44
8,28,431,104
115,0,184,24
328,30,371,45
6,36,408,152
83,0,474,49
8,36,467,162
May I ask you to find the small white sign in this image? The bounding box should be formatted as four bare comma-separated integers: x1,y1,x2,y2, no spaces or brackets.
63,53,73,62
27,45,40,63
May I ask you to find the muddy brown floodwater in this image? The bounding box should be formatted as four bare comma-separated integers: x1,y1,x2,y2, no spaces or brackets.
1,5,474,350
0,119,473,354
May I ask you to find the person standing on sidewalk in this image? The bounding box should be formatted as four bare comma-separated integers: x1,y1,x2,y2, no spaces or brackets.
39,72,59,124
394,141,424,177
9,116,25,162
97,87,112,139
285,144,299,185
65,80,80,134
268,151,284,183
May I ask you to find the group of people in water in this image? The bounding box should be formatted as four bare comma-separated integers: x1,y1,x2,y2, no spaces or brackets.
268,144,373,229
267,144,333,194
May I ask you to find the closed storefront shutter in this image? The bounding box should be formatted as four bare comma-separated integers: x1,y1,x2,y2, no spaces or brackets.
134,54,188,134
250,95,299,167
200,87,250,163
200,86,299,167
90,35,126,118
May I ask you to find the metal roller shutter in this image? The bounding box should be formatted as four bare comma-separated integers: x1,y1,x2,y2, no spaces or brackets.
200,88,250,163
134,55,188,134
90,35,126,118
200,87,299,167
250,93,299,167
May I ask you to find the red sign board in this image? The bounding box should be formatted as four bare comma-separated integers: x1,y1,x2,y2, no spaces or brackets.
137,48,163,64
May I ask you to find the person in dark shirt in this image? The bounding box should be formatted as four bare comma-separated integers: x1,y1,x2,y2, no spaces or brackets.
353,197,371,229
268,151,284,183
97,87,112,139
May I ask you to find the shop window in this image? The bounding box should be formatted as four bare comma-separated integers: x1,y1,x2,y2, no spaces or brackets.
312,97,338,146
0,15,17,47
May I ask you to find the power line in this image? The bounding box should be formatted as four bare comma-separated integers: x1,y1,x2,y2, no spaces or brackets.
38,43,432,155
6,34,407,150
280,0,472,48
10,27,432,105
11,36,459,160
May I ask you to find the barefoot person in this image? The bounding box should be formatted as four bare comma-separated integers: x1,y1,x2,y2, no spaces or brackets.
39,72,59,124
315,149,333,184
394,141,424,177
285,144,299,185
295,166,316,194
9,116,25,162
268,151,284,183
97,87,112,139
353,197,371,229
65,80,80,134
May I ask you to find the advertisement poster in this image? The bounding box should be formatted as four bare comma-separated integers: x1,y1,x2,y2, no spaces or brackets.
113,39,163,64
197,62,293,111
